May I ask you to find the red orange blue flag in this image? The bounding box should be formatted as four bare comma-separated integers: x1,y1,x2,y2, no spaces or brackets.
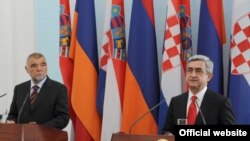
70,0,101,140
197,0,226,94
121,0,160,134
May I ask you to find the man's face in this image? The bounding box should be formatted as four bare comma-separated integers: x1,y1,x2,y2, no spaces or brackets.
185,60,212,92
25,57,47,84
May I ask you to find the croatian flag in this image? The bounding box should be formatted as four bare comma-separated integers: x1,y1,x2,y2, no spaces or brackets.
99,0,126,141
158,0,192,133
229,0,250,124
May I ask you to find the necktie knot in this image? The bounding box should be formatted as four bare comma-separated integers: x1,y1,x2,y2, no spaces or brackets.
33,85,39,92
191,96,197,102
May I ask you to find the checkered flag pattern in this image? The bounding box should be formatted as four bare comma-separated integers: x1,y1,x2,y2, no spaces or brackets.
230,13,250,74
162,14,181,72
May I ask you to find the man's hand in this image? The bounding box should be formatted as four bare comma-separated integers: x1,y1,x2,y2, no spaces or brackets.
0,120,15,124
6,120,15,124
29,122,37,124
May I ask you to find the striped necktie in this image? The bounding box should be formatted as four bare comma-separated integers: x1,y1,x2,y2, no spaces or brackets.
30,85,39,109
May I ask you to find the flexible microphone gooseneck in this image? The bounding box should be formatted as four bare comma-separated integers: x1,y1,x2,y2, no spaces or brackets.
0,93,7,98
195,100,206,125
129,98,166,134
17,93,30,123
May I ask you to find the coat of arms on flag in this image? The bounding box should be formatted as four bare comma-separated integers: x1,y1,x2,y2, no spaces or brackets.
60,4,71,57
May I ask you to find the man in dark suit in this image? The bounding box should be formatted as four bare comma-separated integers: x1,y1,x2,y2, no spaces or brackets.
7,52,69,129
162,54,235,135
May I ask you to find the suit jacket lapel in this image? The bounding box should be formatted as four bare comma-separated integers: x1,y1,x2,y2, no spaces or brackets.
32,78,51,110
24,81,32,109
180,93,188,119
196,89,212,124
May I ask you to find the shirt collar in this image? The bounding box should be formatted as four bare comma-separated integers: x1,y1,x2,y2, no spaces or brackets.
30,76,47,90
188,86,207,103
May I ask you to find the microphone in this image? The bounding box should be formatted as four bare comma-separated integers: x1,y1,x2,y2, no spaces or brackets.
0,93,8,123
195,100,206,125
0,93,7,98
129,98,166,134
1,109,8,123
17,93,30,123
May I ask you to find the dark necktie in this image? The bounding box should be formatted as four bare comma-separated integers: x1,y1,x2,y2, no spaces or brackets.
187,96,197,125
30,85,39,109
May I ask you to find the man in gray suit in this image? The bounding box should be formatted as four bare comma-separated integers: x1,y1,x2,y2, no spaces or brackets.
7,52,69,129
162,54,235,135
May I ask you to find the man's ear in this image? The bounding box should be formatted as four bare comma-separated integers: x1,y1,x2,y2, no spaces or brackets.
207,73,213,82
25,66,28,72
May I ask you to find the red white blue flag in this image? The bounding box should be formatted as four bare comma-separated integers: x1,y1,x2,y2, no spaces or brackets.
158,0,192,133
99,0,126,140
229,0,250,124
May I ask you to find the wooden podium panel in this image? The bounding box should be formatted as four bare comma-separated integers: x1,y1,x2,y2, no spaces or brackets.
0,124,67,141
111,133,175,141
0,124,22,141
23,124,68,141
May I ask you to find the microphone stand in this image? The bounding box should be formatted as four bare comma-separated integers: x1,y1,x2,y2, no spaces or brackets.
129,99,166,134
17,93,30,124
195,100,206,125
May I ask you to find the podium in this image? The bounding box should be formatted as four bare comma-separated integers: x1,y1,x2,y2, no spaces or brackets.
0,123,68,141
111,133,175,141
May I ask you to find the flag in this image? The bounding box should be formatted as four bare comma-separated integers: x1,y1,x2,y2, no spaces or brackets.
98,0,126,141
121,0,160,134
229,0,250,124
70,0,101,140
158,0,191,133
60,0,73,117
197,0,226,94
59,0,78,139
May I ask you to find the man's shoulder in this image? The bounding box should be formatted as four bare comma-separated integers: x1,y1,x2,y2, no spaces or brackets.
206,89,228,102
171,92,188,101
45,77,66,88
15,80,30,88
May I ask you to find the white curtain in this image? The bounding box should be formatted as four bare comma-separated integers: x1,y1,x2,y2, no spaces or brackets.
0,0,34,114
